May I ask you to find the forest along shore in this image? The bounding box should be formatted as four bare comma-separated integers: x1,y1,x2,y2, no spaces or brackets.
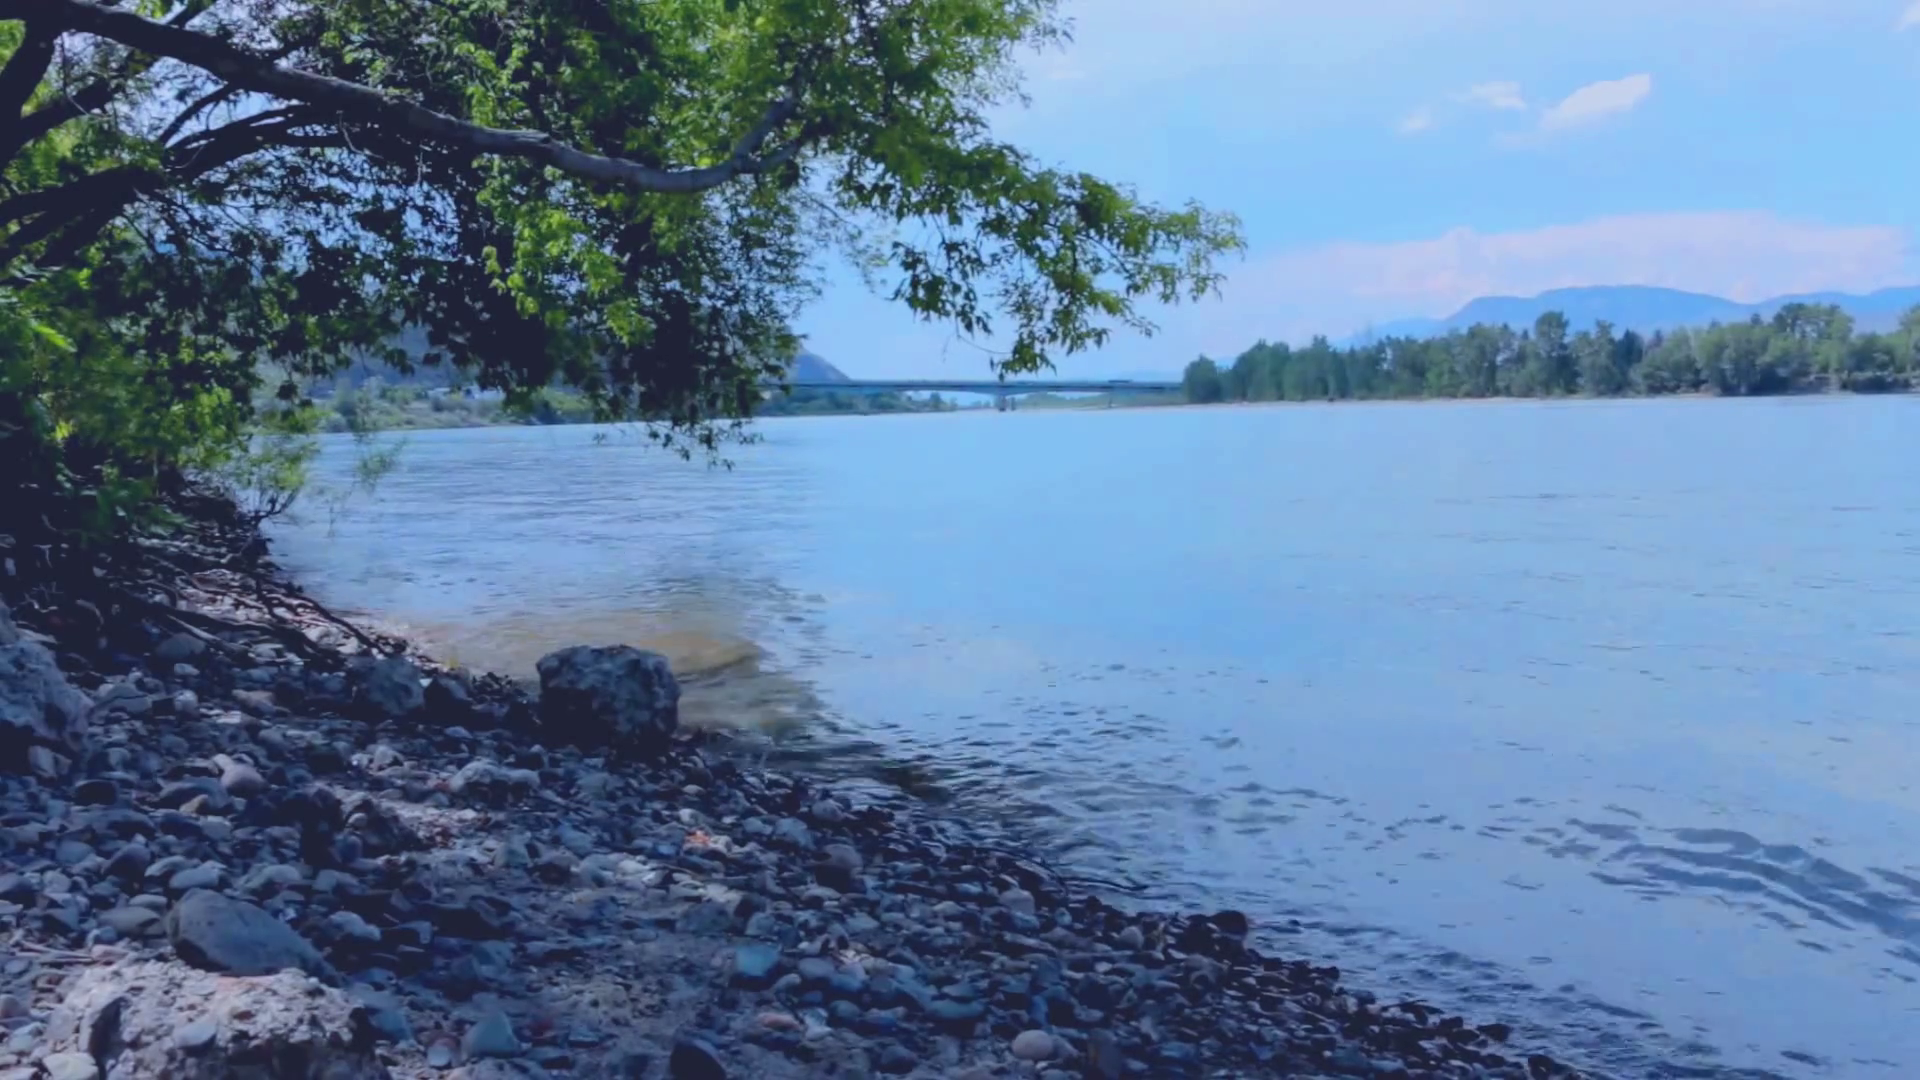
0,497,1582,1080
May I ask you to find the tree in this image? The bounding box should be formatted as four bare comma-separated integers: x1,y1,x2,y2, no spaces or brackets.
0,0,1242,532
1574,320,1624,395
1632,329,1698,395
1235,341,1279,401
1182,356,1224,404
1897,304,1920,372
1225,347,1263,402
1529,311,1576,395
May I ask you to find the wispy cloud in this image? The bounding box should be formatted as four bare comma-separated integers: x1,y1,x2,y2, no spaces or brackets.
1538,73,1654,131
1398,79,1526,134
1461,81,1528,111
1900,0,1920,29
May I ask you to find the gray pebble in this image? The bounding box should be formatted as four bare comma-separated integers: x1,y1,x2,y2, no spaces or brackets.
40,1053,98,1080
168,863,222,892
462,1009,521,1059
174,1018,218,1051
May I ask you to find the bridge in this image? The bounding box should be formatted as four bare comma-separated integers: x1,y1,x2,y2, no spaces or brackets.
766,378,1184,411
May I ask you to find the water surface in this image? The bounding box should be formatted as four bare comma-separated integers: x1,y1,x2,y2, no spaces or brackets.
272,397,1920,1078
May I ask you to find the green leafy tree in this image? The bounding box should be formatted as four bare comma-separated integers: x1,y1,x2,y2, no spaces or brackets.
1,0,1243,542
1258,341,1294,399
1182,356,1224,404
1529,311,1577,395
1896,304,1920,372
1224,347,1263,402
1635,329,1701,395
1574,320,1624,395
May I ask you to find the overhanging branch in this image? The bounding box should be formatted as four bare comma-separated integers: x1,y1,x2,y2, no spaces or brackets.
0,25,56,119
0,111,343,273
2,0,815,195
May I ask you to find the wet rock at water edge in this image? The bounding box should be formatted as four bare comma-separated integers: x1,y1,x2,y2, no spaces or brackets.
350,655,426,719
534,644,680,755
814,844,864,891
164,888,333,979
425,672,476,721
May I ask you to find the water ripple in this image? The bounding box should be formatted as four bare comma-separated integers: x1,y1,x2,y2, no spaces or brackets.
273,402,1920,1079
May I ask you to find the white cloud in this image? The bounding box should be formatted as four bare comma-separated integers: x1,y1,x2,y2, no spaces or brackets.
1461,81,1528,111
1537,73,1654,131
1397,106,1436,134
1900,0,1920,28
1159,212,1916,349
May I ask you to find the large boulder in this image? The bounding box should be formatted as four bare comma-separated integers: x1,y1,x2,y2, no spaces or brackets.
534,645,680,755
348,655,425,719
42,959,389,1079
0,599,90,775
165,889,334,981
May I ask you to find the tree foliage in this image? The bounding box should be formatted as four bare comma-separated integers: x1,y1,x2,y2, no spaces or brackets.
0,0,1242,537
1180,303,1920,406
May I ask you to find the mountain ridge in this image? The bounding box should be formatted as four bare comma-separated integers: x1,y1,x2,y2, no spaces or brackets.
790,351,850,382
1345,284,1920,345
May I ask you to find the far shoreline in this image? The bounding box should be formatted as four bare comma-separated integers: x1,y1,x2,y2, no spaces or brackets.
322,384,1920,436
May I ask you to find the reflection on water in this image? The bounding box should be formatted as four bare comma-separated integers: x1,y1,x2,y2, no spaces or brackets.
272,400,1920,1079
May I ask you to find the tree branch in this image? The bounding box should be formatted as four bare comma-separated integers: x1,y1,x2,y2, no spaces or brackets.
0,33,171,171
0,24,56,119
3,0,815,195
0,69,118,167
0,113,342,272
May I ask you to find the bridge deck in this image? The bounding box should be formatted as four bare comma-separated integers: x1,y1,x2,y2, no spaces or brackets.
769,378,1181,394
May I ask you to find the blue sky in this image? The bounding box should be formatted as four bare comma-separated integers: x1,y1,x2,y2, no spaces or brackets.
796,0,1920,378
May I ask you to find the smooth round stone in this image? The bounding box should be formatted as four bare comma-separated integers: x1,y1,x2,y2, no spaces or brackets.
1011,1029,1055,1061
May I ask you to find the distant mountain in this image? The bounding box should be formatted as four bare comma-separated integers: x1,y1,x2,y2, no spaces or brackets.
1344,284,1920,345
790,351,850,382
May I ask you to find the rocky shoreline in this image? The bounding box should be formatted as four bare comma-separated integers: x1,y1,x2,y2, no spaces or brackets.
0,497,1585,1080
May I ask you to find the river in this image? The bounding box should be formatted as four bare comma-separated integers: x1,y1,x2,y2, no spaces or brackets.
269,395,1920,1079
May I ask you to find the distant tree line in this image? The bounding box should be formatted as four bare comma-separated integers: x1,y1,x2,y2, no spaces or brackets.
756,388,957,416
1181,303,1920,404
